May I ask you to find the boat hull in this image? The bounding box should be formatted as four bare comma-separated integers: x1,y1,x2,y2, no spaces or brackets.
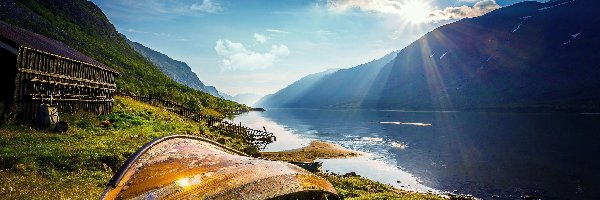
101,135,338,200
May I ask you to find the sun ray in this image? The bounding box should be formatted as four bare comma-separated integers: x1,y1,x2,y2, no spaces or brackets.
401,0,432,24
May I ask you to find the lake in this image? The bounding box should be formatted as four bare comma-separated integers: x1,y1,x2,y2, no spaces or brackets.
231,109,600,199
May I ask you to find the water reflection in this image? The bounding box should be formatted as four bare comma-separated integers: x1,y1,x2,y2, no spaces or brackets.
380,121,432,126
318,156,435,192
230,112,309,151
232,111,435,192
233,109,600,199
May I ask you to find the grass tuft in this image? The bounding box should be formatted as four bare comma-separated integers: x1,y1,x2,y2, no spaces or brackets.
0,96,252,199
321,173,444,200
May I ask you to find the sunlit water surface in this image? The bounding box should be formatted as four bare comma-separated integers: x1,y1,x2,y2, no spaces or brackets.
232,109,600,199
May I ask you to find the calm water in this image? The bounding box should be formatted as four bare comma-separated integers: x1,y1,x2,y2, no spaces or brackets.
232,109,600,199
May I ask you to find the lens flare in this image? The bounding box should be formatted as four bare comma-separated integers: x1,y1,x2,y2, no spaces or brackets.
401,0,432,24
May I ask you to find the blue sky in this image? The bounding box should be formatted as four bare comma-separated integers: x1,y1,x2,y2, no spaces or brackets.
91,0,544,96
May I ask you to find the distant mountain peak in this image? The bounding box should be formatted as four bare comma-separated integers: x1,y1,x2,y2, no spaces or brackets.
256,51,398,108
127,39,226,98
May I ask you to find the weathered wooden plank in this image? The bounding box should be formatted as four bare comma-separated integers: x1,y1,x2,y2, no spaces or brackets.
18,68,116,88
9,48,117,125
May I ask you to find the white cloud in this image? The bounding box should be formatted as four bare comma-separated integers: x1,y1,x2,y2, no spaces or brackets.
316,29,337,35
116,0,223,16
327,0,403,14
191,0,223,13
426,0,501,22
126,28,169,37
326,0,501,23
253,33,268,43
266,29,290,34
215,40,290,71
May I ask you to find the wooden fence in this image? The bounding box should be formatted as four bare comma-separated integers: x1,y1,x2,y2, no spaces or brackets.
121,94,275,148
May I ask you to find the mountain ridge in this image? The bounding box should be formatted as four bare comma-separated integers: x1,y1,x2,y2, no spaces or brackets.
259,0,600,111
256,51,397,108
367,0,600,111
126,39,225,98
231,93,263,107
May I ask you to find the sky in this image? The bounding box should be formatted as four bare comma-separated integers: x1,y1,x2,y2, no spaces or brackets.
91,0,545,96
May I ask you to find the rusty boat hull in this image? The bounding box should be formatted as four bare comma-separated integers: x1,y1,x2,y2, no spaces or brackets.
101,135,339,200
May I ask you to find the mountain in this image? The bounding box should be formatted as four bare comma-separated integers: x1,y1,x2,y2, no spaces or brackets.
260,0,600,111
367,0,600,111
0,0,245,114
127,40,224,98
231,93,263,107
255,68,340,108
218,92,261,107
256,51,397,108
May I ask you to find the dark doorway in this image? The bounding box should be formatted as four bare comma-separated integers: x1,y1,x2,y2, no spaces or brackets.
0,47,17,122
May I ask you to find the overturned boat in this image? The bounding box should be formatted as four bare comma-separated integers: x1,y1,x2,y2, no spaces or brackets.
101,135,339,200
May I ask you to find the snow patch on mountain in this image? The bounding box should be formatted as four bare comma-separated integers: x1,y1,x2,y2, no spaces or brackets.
513,22,523,32
538,0,576,11
440,52,448,60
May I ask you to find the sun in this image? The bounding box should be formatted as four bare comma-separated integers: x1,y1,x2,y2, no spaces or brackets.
401,0,432,24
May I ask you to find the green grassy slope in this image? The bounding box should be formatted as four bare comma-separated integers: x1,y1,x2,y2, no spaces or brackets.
0,96,255,199
0,0,246,114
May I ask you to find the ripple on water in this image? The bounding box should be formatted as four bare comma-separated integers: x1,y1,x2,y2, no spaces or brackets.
318,155,437,193
390,141,408,149
233,112,438,194
380,122,432,126
360,137,384,142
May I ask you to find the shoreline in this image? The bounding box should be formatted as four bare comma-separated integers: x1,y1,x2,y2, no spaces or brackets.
258,140,458,199
234,113,472,199
259,140,361,162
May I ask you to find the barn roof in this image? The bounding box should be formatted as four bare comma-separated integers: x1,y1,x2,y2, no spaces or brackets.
0,21,117,73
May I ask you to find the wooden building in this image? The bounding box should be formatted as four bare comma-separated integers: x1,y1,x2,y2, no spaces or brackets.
0,22,118,124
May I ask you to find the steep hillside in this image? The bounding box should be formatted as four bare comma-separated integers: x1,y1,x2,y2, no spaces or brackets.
261,0,600,111
0,0,245,114
256,51,397,108
367,0,600,111
127,40,224,98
